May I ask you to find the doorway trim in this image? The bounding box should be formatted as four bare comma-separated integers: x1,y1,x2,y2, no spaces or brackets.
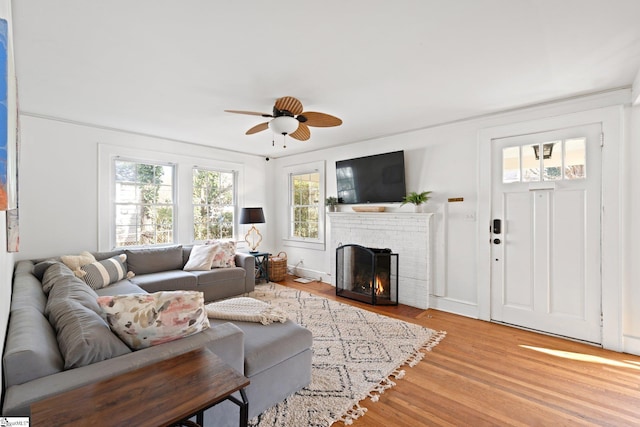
477,106,623,351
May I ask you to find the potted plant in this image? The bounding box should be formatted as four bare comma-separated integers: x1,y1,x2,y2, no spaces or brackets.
325,196,338,212
401,191,432,212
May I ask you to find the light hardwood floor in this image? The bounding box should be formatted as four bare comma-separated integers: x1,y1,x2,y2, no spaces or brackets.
277,275,640,426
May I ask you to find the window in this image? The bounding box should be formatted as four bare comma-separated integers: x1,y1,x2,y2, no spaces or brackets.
291,172,320,239
283,160,325,250
502,138,587,184
192,168,236,240
114,160,175,247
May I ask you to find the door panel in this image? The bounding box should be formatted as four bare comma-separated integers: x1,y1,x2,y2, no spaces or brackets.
491,124,601,344
503,192,533,310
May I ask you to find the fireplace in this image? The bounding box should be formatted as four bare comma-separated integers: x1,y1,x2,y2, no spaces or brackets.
336,244,398,305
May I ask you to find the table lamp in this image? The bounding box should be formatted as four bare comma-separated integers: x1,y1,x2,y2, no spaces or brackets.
239,207,265,252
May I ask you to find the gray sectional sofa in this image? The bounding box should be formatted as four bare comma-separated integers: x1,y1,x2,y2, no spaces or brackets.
2,245,313,426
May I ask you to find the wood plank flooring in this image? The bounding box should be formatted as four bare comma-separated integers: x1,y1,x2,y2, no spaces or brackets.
277,276,640,426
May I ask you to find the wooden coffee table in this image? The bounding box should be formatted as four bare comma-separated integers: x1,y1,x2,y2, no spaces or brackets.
31,347,250,427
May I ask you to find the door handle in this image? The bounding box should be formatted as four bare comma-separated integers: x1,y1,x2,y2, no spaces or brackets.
493,219,502,234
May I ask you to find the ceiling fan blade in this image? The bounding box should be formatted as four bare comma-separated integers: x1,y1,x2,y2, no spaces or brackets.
299,111,343,127
246,122,269,135
290,123,310,141
225,109,272,117
275,96,303,116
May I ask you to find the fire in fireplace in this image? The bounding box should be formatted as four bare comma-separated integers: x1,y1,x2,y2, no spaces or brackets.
335,244,398,305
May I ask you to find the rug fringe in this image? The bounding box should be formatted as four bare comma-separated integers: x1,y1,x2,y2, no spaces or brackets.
339,402,368,425
338,330,448,424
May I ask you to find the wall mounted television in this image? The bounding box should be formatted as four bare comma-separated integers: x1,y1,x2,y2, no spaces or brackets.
336,150,406,204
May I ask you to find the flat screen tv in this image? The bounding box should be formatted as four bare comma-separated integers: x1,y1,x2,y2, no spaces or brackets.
336,150,406,204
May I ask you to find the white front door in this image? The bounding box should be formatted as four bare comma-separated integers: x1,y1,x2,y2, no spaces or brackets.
490,123,602,343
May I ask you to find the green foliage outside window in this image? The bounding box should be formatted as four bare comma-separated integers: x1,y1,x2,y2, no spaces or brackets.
193,168,235,240
291,173,320,239
114,160,174,246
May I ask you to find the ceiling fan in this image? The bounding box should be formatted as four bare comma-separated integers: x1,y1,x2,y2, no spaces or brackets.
225,96,342,146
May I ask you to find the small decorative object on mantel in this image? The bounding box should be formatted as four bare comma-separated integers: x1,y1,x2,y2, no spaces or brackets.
352,206,385,212
401,191,432,213
325,196,338,212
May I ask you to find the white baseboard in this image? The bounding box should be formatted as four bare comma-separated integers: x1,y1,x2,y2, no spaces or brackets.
429,295,479,319
288,265,331,284
623,334,640,356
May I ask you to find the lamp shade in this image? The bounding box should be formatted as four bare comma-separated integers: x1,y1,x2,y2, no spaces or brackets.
269,116,299,135
239,207,265,224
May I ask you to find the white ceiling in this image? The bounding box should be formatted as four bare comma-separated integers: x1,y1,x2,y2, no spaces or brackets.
10,0,640,158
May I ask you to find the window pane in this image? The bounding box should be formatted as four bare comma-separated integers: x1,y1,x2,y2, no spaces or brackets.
502,146,520,183
115,161,136,182
290,172,320,240
522,143,540,182
192,168,235,240
113,160,175,247
542,141,562,181
565,138,586,179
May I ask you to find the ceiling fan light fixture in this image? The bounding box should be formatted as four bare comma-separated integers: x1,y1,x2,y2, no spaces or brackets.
269,116,299,135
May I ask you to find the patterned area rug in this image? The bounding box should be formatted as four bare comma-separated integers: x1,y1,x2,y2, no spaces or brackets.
247,283,446,426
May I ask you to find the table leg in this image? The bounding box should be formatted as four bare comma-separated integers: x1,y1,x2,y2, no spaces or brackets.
226,388,249,427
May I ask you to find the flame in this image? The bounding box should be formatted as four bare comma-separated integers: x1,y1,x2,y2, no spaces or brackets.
375,276,384,295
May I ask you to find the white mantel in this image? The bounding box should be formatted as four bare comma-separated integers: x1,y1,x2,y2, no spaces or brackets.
327,212,434,309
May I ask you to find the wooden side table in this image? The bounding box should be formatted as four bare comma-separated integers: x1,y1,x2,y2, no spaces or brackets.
31,347,250,427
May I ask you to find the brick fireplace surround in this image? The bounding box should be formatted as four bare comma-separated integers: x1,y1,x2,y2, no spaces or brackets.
328,212,434,309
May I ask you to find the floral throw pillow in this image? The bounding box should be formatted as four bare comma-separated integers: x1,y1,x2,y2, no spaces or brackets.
206,240,237,268
96,291,210,350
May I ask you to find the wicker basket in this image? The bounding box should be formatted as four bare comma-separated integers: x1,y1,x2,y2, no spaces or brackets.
268,251,287,282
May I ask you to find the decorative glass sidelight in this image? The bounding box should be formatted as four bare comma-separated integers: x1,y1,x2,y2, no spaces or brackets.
336,244,398,305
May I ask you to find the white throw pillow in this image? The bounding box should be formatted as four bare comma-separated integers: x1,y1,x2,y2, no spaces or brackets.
183,244,217,271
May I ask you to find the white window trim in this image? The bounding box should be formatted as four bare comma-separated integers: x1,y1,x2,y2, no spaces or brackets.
282,160,326,251
98,144,244,250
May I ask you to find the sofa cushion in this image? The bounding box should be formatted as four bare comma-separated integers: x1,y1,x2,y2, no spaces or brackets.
125,245,183,275
10,261,48,313
3,306,64,387
95,280,147,297
80,254,132,290
129,270,197,293
44,264,132,369
97,291,210,350
209,317,313,377
33,259,59,281
41,262,77,295
183,244,217,271
189,267,245,286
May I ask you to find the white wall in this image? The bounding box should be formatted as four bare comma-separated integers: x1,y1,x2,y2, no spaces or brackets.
268,89,638,351
624,103,640,353
16,115,269,260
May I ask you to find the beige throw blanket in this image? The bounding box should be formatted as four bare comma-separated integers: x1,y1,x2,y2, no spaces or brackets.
205,297,288,325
